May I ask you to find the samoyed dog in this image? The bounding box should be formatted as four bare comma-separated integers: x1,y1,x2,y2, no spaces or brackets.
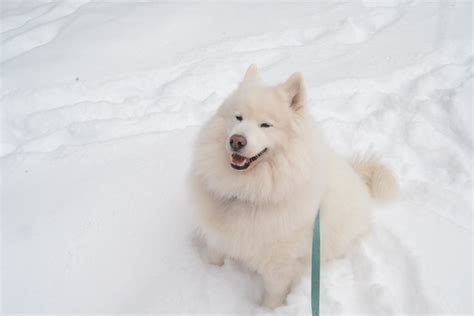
190,65,399,309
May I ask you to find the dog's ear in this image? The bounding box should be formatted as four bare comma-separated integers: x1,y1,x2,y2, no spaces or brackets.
242,64,260,82
282,72,305,111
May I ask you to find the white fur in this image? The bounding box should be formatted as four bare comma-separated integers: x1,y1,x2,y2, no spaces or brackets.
189,65,399,309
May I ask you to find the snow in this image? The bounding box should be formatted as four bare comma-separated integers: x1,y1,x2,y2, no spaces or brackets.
1,0,472,314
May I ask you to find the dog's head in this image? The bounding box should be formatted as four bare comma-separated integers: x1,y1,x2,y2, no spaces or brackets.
193,65,314,203
219,65,307,171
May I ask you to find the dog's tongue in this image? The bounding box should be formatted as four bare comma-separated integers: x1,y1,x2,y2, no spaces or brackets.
231,153,249,166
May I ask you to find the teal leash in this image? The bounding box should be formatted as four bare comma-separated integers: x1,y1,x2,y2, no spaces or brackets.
311,213,320,316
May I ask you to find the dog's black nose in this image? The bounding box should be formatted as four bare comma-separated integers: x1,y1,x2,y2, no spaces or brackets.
229,134,247,151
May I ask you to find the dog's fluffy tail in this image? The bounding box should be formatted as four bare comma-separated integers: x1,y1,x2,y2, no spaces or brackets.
351,154,400,201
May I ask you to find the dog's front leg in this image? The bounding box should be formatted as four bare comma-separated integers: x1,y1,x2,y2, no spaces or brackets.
261,266,294,309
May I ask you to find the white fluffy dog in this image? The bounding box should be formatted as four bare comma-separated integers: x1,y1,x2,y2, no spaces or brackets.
190,65,399,309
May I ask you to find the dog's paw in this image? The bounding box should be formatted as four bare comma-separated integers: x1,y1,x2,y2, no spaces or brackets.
208,255,225,266
207,248,225,266
261,292,285,310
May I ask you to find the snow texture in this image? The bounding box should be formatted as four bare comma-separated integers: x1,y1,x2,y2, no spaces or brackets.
1,0,472,314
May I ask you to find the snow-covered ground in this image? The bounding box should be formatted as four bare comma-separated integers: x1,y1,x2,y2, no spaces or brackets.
1,0,472,314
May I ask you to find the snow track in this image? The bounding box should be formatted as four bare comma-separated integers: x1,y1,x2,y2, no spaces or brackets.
1,0,472,314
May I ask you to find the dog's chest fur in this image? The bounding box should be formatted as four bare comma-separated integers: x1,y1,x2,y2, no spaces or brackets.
198,184,321,271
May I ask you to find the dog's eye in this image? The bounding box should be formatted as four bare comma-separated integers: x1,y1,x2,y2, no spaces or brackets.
235,115,243,121
260,123,272,128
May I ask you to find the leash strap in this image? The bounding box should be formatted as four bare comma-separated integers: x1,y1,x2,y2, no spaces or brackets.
311,213,320,316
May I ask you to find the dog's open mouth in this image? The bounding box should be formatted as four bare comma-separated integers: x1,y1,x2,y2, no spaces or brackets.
230,148,267,170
